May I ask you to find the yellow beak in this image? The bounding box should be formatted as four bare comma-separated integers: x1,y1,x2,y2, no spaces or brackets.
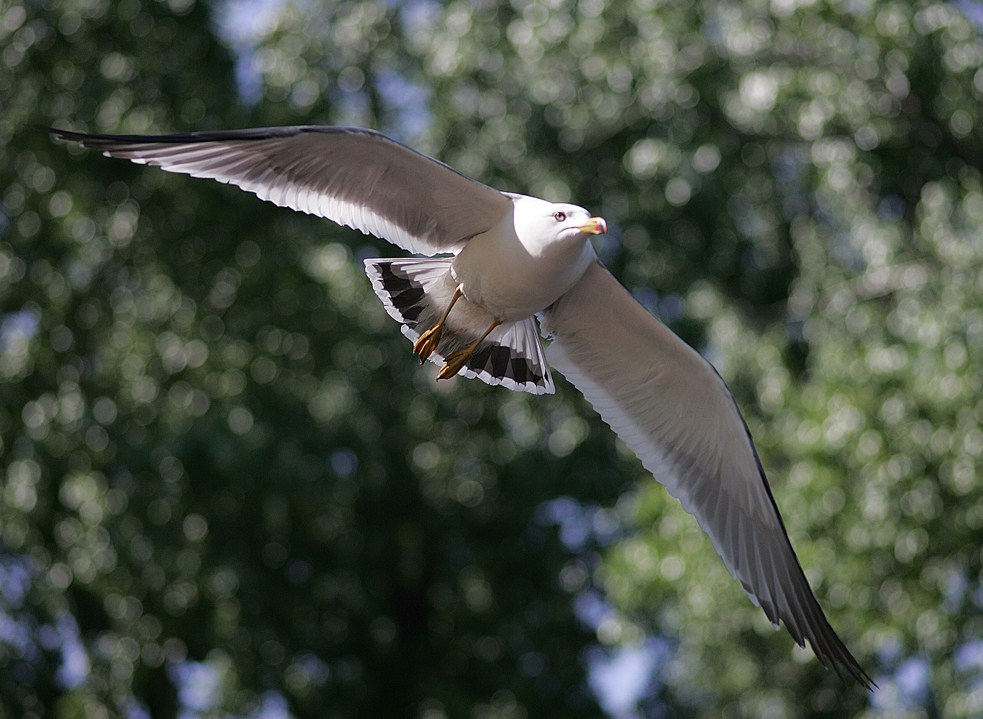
578,216,608,235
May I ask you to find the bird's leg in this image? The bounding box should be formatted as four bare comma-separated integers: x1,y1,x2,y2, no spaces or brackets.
437,318,503,381
413,285,463,363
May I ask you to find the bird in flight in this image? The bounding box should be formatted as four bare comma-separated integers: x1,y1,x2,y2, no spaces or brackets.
48,125,873,688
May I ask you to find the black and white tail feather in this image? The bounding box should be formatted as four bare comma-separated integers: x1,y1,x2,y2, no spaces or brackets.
364,258,554,395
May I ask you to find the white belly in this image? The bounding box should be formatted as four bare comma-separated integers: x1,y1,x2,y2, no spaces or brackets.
450,215,595,321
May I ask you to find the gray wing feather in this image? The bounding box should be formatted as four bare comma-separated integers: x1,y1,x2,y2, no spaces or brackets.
48,126,512,256
542,260,872,688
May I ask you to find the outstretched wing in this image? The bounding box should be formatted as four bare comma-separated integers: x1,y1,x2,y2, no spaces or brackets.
47,126,512,256
542,260,873,688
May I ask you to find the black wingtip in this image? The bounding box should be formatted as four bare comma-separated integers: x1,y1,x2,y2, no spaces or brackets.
820,641,876,691
851,663,878,692
817,631,876,691
836,662,877,692
34,125,361,147
37,126,151,148
36,125,103,146
35,124,68,138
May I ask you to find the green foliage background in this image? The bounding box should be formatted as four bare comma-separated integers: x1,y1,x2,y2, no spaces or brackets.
2,0,982,717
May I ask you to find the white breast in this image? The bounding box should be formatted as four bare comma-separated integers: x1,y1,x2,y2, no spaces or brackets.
451,207,594,321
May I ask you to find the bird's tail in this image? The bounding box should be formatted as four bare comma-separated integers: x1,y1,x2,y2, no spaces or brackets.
363,258,554,395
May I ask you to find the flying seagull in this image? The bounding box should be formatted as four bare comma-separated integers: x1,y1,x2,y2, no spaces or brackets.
48,125,873,688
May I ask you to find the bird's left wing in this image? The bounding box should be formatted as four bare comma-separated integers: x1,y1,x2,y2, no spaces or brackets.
47,126,512,256
541,260,872,688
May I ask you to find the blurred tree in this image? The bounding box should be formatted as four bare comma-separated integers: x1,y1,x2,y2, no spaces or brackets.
2,0,982,718
3,1,617,717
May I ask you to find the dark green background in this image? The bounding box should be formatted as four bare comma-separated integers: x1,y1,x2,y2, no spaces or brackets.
2,0,982,717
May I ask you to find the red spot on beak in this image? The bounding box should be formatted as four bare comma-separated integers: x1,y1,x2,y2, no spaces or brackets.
579,217,608,235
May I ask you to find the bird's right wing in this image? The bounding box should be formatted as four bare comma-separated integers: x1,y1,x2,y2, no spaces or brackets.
47,126,512,256
541,260,872,688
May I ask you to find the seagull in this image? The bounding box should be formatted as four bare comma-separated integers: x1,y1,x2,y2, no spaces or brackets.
48,125,873,688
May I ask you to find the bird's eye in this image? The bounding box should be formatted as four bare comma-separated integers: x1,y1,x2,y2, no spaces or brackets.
553,211,567,222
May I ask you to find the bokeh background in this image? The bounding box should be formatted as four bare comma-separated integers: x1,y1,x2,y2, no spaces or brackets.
2,0,983,717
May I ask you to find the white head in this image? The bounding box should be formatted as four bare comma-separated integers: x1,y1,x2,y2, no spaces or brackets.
510,195,607,252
